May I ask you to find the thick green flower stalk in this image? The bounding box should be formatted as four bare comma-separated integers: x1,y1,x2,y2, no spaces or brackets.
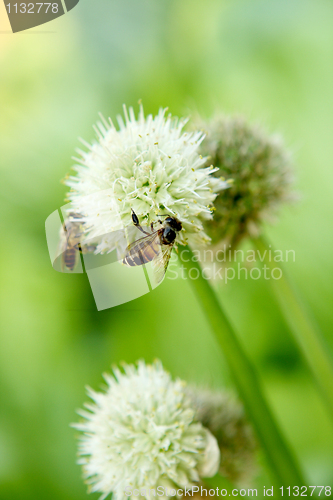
179,246,304,488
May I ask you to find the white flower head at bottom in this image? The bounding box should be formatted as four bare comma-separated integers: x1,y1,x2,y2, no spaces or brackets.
73,361,220,500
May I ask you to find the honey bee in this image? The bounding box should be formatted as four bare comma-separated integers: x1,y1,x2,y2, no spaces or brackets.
123,209,182,283
58,212,93,271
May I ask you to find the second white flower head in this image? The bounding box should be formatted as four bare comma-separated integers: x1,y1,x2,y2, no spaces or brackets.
65,105,229,250
74,361,220,500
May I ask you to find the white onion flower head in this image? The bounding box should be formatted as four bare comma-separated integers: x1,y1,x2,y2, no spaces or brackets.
65,105,229,251
73,361,220,500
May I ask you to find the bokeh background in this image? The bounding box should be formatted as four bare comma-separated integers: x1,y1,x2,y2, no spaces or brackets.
1,0,333,498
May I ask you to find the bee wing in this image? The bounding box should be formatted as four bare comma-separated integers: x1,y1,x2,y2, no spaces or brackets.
151,243,173,284
64,221,84,248
123,230,162,266
55,223,82,272
57,226,69,272
125,230,158,252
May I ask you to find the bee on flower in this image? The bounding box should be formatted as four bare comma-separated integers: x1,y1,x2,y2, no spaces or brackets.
64,105,229,271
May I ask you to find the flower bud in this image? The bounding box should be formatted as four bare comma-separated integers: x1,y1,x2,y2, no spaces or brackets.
196,115,295,249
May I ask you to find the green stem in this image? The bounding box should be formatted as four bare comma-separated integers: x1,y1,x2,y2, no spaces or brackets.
253,234,333,420
179,246,305,489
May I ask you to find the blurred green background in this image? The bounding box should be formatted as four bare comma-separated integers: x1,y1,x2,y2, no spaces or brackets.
1,0,333,498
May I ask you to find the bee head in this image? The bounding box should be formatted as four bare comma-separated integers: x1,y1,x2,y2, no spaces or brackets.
164,216,182,232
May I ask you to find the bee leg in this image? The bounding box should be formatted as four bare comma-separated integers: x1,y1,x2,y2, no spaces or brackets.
131,208,150,235
150,219,162,232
